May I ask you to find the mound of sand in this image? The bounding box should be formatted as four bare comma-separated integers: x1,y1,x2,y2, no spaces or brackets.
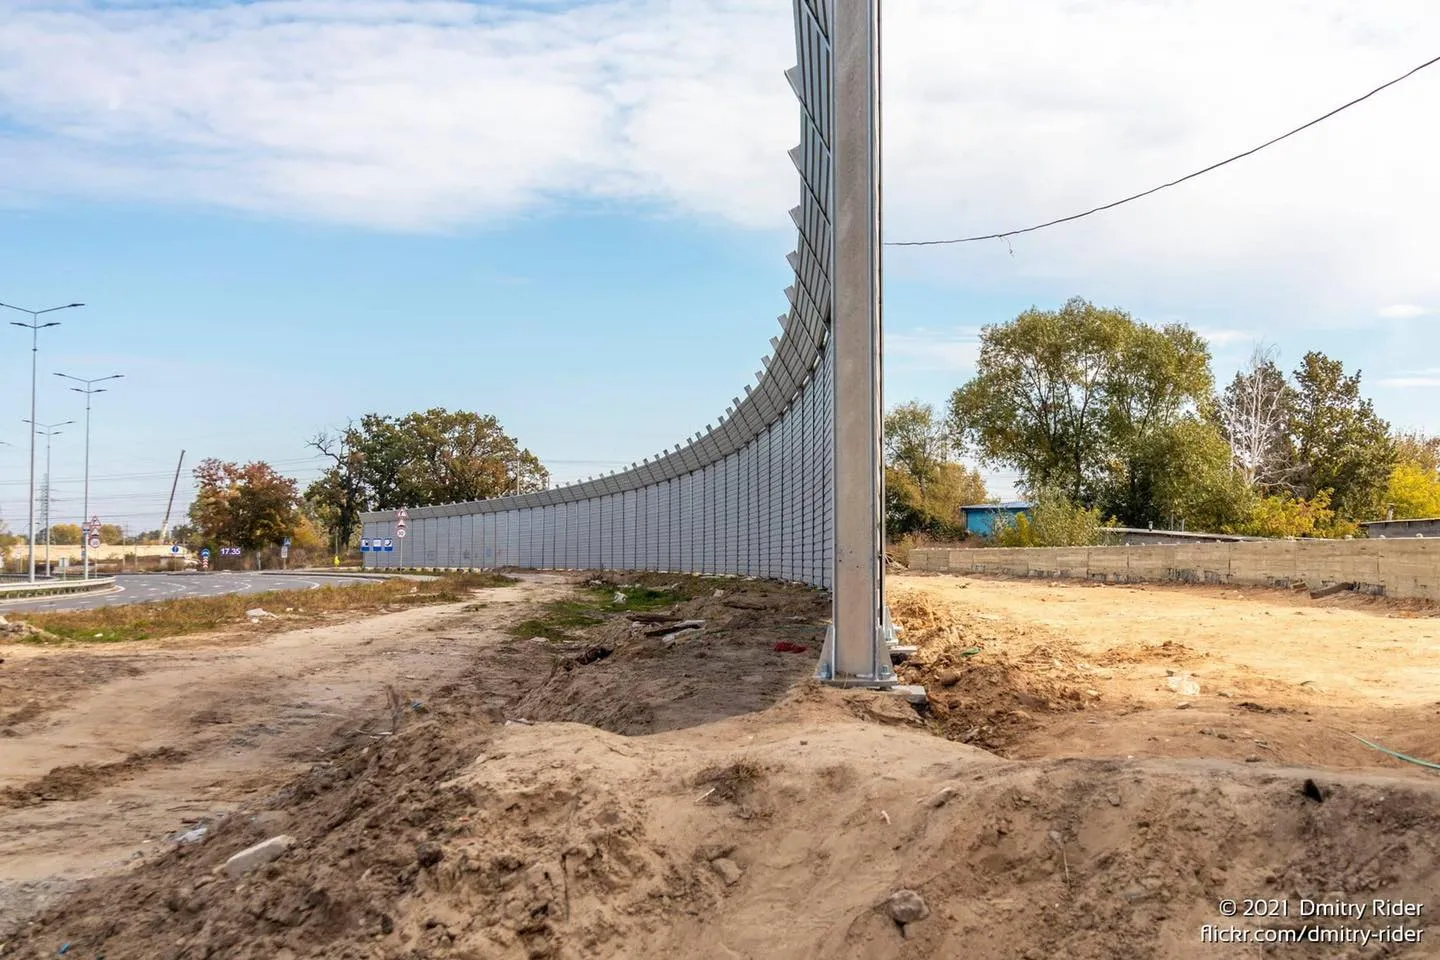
891,590,1099,752
6,682,1440,960
6,574,1440,960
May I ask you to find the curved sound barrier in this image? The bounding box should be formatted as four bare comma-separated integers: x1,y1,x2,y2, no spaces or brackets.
360,0,904,692
362,0,839,587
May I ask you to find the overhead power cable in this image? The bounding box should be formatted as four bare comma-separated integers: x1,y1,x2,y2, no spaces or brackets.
888,51,1440,248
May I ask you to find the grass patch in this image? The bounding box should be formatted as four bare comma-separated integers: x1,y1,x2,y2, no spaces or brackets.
511,600,607,642
580,584,686,612
13,571,517,644
507,577,693,643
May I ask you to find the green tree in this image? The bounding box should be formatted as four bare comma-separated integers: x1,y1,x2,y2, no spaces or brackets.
1288,352,1394,521
993,487,1110,547
948,297,1213,521
45,522,84,545
1106,416,1254,533
169,523,200,549
885,401,951,487
305,425,368,553
884,401,986,536
1225,490,1359,539
189,459,302,553
885,462,987,537
948,298,1124,502
306,410,550,541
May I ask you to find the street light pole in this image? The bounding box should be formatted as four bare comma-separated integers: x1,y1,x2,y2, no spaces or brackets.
55,373,123,580
0,440,10,574
3,301,84,582
22,420,73,578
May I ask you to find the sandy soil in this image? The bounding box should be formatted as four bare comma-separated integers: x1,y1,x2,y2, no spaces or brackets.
891,573,1440,772
0,570,1437,959
0,576,573,929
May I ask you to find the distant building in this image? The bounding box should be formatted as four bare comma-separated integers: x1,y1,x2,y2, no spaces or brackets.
961,501,1031,537
1360,517,1440,538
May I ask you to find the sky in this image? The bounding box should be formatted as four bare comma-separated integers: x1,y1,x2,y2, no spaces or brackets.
2,0,1439,538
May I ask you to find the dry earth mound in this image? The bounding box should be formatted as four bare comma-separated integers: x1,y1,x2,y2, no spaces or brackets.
4,573,1440,959
5,689,1439,960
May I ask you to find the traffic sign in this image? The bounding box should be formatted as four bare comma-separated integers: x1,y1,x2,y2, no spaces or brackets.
201,548,211,559
382,538,394,551
87,534,101,549
171,545,181,554
396,527,407,539
360,538,371,552
283,537,292,547
397,507,409,520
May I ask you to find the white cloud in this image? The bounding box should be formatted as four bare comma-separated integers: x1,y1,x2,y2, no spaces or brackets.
885,328,980,372
1196,329,1256,348
0,0,1439,318
0,0,797,230
1378,304,1432,319
1378,377,1440,388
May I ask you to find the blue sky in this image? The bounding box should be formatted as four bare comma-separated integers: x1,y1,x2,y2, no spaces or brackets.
3,0,1439,535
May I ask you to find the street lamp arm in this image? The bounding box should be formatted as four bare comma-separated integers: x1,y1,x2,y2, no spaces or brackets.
7,302,80,583
55,372,124,390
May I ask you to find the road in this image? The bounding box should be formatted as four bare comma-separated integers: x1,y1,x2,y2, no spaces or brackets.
0,573,380,614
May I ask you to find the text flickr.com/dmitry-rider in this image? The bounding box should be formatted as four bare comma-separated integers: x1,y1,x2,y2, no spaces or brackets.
1202,898,1426,947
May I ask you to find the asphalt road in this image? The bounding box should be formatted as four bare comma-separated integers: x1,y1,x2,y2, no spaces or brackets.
0,573,380,614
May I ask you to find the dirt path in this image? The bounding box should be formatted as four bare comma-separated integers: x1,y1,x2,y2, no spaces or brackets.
0,575,568,930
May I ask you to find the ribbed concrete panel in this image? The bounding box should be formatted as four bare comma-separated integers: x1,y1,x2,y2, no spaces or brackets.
361,0,840,588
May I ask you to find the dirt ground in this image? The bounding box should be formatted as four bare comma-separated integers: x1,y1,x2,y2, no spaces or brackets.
890,573,1440,772
1,570,1438,959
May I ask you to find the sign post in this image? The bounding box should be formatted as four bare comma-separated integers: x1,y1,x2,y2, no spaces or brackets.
396,508,409,569
84,515,100,578
281,536,291,569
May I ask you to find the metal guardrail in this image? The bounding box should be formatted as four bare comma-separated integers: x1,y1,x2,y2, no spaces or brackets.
0,576,118,600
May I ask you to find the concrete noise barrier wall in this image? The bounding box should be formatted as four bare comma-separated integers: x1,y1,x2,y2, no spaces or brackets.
909,539,1440,601
362,0,841,588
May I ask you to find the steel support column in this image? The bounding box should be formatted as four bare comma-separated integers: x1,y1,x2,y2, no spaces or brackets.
817,0,895,687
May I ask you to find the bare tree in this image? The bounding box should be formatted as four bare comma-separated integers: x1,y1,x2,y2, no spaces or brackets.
1216,343,1297,490
306,426,368,553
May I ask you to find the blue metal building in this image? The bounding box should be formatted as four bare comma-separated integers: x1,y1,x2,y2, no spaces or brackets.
960,501,1032,537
